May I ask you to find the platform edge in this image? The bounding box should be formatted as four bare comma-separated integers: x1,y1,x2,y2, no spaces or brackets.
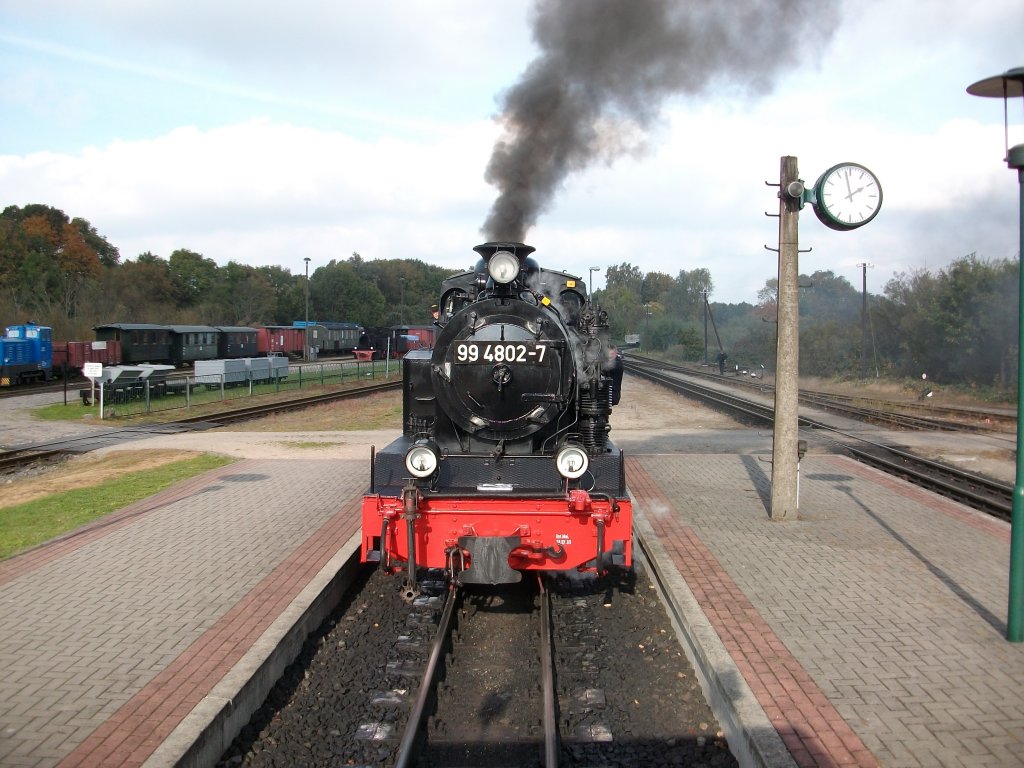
633,508,797,768
142,533,363,768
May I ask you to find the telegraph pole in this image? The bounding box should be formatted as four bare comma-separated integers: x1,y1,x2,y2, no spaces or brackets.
857,262,872,376
702,290,709,365
768,155,883,520
770,156,802,520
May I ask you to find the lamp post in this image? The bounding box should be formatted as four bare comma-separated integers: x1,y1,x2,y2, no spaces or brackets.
967,66,1024,642
589,266,600,295
303,257,311,362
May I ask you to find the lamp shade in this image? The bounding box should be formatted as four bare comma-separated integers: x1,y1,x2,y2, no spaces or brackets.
967,67,1024,98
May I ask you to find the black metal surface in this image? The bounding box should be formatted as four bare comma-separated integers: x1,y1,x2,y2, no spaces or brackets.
370,435,627,496
430,298,574,442
457,537,524,584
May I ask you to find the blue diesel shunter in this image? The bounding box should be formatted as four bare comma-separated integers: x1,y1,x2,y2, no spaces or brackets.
1,323,53,385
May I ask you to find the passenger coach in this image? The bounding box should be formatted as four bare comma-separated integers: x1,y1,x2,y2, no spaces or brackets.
94,323,172,365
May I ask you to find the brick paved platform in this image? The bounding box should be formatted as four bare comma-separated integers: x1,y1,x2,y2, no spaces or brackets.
2,448,1022,768
0,458,366,768
628,453,1024,768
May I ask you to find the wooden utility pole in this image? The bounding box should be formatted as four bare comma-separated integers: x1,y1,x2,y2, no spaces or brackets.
770,156,802,520
858,262,872,375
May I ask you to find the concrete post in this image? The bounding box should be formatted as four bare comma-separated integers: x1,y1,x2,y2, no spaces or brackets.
770,156,802,520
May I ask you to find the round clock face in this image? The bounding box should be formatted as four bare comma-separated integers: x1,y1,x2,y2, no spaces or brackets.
813,163,882,231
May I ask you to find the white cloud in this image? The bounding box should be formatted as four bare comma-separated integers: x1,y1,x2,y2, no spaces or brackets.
1,0,1021,303
1,117,502,273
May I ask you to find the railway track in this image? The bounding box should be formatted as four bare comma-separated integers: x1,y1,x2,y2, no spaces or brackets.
846,444,1012,520
217,562,734,767
624,357,1015,521
627,353,1015,432
0,380,88,400
171,379,401,426
0,379,402,475
393,575,558,767
0,447,68,474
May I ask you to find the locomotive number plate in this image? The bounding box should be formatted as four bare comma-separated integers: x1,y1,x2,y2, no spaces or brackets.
453,341,549,364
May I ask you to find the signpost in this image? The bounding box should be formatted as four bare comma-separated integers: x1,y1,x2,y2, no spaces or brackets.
83,363,103,418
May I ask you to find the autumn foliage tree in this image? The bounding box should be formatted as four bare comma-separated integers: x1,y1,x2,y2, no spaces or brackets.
0,204,113,332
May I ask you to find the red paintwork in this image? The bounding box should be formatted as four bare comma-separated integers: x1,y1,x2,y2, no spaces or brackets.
52,340,123,371
254,326,304,356
361,491,632,576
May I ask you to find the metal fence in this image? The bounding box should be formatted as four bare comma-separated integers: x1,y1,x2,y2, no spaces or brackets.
89,357,404,419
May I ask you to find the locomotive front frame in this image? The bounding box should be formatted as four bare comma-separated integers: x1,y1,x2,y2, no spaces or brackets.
361,488,631,585
360,241,633,587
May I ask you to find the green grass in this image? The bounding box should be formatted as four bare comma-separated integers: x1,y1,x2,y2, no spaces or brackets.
0,454,234,560
34,399,101,421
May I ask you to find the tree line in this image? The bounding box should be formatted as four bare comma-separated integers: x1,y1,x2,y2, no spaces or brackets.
0,204,454,341
2,203,1017,390
596,252,1019,391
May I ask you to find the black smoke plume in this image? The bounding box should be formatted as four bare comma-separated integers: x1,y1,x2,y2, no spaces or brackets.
482,0,841,241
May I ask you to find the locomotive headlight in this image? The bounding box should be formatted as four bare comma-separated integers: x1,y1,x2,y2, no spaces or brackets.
405,441,440,478
487,251,520,284
555,445,589,480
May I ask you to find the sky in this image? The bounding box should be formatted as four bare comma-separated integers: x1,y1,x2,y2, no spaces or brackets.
1,0,1022,305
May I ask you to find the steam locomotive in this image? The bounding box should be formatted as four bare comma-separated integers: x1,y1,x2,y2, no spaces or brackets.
360,242,632,590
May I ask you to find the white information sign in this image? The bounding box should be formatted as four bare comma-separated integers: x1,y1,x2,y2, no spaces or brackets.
83,362,103,379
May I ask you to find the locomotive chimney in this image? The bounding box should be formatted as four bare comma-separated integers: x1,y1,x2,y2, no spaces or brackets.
472,242,536,262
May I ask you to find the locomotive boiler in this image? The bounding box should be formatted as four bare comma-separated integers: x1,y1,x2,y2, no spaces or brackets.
360,242,632,590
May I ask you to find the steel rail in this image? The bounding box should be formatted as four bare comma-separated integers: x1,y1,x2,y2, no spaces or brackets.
625,352,1015,430
847,445,1012,520
166,380,401,425
539,574,559,767
1,380,402,472
624,357,1014,519
624,363,775,425
0,448,67,473
394,583,461,768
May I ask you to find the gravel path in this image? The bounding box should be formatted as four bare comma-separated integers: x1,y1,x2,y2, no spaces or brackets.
0,391,108,450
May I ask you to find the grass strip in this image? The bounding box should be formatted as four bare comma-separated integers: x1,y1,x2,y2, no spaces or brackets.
0,454,234,560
